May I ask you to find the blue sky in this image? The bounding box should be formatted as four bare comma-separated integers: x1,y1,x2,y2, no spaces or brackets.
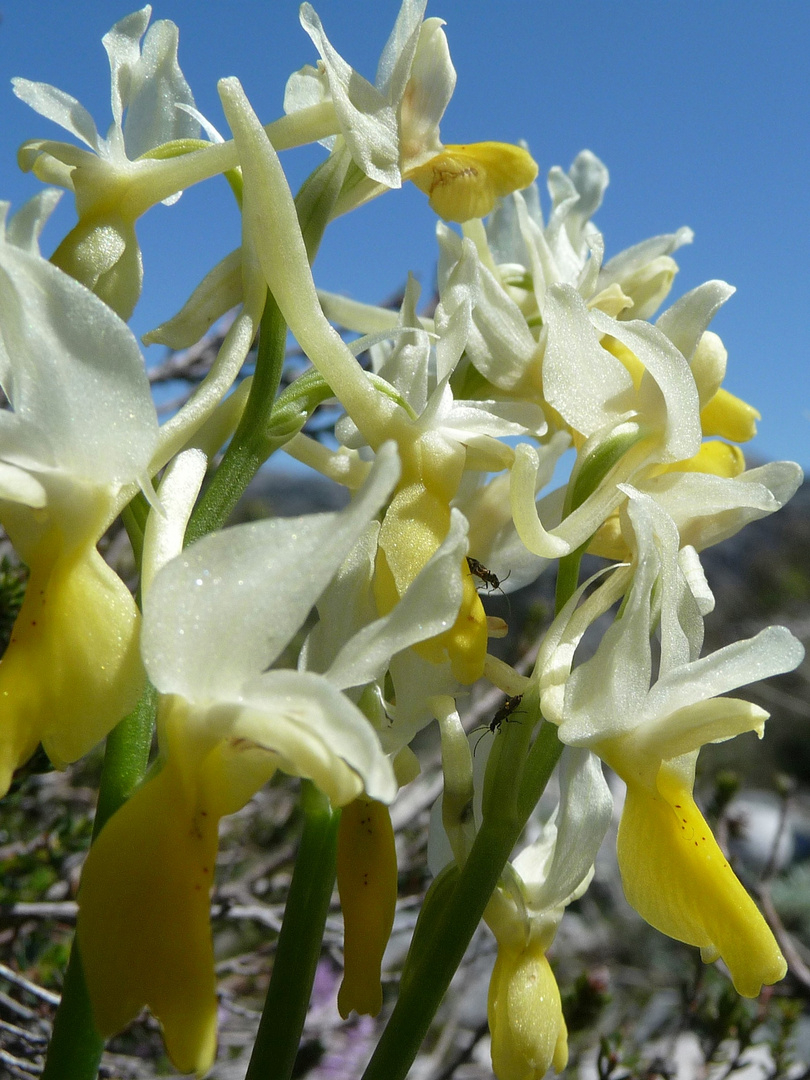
2,1,808,468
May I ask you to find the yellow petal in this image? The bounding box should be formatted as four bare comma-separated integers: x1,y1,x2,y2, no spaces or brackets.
0,544,143,796
488,942,569,1080
336,796,397,1018
78,750,219,1076
700,387,760,443
407,142,538,223
665,439,746,478
601,332,645,389
587,507,627,561
617,774,786,997
375,481,487,684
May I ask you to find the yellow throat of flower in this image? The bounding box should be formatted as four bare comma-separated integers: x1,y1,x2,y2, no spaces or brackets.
374,477,488,685
407,142,538,223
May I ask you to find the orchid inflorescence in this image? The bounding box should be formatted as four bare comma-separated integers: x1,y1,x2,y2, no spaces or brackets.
1,3,804,1078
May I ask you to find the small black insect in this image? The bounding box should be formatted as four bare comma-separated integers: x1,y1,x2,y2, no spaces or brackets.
466,556,508,592
466,557,512,619
473,693,524,754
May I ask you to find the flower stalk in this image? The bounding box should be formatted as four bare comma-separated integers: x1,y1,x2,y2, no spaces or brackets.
245,782,341,1080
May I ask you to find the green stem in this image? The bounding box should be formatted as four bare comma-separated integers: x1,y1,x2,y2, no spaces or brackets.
361,711,563,1080
245,782,341,1080
185,288,287,545
41,681,159,1080
40,946,100,1080
92,682,158,840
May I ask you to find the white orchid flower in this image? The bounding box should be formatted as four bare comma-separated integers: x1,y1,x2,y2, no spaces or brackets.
13,6,200,318
547,487,804,998
286,0,537,221
0,193,158,796
428,729,612,1080
221,77,541,685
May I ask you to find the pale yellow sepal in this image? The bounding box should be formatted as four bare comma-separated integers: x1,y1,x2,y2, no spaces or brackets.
666,440,746,478
488,941,569,1080
700,387,760,443
50,212,142,322
0,540,143,796
336,796,397,1019
588,440,746,560
374,481,488,684
616,771,786,998
407,142,538,222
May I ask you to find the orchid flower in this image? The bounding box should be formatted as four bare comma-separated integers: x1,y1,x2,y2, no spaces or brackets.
0,193,158,796
13,7,344,321
13,7,200,318
77,446,399,1074
285,0,538,221
484,749,612,1080
542,487,805,997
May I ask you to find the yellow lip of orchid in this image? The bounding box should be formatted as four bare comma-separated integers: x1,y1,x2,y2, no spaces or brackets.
407,141,539,223
613,757,788,998
0,195,158,795
288,3,538,222
336,795,398,1019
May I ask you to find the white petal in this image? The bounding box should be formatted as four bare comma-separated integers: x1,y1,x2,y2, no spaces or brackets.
375,0,428,103
103,7,153,137
598,227,693,294
397,18,454,167
520,747,611,913
123,17,199,159
589,309,701,462
142,250,242,349
655,280,734,362
231,669,396,805
635,697,769,763
637,464,802,551
5,190,63,254
298,4,400,186
143,444,400,699
0,243,157,485
645,626,804,722
141,448,207,596
303,522,379,675
510,440,640,559
11,78,101,152
543,285,635,438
